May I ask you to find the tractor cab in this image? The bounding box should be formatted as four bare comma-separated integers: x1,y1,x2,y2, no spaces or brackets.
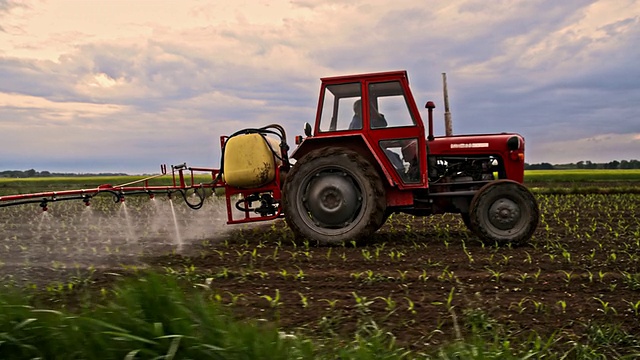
296,70,428,189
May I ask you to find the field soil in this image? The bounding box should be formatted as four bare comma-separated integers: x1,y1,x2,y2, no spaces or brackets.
1,194,639,352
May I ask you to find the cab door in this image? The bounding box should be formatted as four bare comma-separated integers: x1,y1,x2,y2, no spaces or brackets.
362,79,427,188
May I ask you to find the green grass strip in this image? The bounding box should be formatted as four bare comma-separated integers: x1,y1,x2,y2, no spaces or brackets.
525,169,640,182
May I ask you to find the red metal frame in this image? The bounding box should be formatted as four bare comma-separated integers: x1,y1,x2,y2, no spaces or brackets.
222,166,284,224
217,135,285,224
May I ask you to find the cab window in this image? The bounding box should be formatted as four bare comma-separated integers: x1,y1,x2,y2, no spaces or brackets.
368,81,415,129
318,83,361,132
380,138,421,183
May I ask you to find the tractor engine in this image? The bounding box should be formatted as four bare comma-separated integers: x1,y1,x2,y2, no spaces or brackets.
428,156,497,184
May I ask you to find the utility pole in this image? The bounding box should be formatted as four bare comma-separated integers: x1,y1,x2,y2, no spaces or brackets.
442,73,453,136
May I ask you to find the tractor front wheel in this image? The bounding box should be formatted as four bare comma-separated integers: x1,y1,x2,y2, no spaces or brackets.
282,147,386,245
469,180,539,246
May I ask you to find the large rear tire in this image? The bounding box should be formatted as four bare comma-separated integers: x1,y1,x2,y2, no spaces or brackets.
460,212,474,232
282,147,386,245
469,180,539,246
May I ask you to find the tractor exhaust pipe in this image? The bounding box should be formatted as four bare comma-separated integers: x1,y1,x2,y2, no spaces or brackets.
425,101,435,141
442,73,453,136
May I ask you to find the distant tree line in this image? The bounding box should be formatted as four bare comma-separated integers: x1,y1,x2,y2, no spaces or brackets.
525,160,640,170
0,169,128,178
3,160,640,178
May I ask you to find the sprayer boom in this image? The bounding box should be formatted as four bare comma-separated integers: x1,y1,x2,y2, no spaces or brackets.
0,164,223,210
1,124,290,227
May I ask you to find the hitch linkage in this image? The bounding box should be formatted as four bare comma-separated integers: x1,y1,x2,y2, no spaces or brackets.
235,193,277,216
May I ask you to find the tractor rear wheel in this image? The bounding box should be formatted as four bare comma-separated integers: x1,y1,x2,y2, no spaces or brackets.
469,180,539,246
460,212,474,231
282,147,386,245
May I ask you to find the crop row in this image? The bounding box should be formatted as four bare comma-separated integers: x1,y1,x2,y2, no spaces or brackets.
1,192,639,356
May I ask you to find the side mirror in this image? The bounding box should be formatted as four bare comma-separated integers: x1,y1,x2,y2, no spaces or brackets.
304,122,312,137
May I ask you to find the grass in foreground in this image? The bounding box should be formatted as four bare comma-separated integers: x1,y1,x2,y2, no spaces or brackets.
0,274,306,359
1,272,638,359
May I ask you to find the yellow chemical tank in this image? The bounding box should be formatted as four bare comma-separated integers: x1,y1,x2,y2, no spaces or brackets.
223,133,281,188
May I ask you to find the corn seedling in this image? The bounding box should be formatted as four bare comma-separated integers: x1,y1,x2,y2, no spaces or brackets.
418,269,430,282
432,287,456,312
437,267,456,282
556,300,567,314
294,267,306,281
404,297,417,315
510,297,528,314
261,289,282,309
375,295,397,313
352,292,374,316
226,291,244,306
485,267,504,283
533,268,542,283
396,270,408,282
319,298,340,311
279,268,290,280
560,270,574,284
598,270,608,283
524,251,533,264
624,300,640,316
461,241,474,263
517,272,530,283
621,271,640,290
593,297,617,315
530,299,546,314
297,292,309,308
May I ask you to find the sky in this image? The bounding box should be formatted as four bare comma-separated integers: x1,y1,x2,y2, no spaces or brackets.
1,0,639,173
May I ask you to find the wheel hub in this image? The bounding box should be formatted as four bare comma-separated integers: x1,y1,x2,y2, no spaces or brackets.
304,173,360,227
488,198,520,230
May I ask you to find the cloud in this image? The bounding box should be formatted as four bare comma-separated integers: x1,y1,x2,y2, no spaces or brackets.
0,0,639,172
530,133,640,163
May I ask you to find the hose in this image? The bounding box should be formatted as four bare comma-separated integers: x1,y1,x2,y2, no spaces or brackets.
179,187,207,210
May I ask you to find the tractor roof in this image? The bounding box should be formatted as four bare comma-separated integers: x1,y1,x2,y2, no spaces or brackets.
320,70,409,84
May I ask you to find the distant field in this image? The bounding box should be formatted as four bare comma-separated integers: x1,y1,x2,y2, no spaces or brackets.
525,169,640,182
2,170,640,196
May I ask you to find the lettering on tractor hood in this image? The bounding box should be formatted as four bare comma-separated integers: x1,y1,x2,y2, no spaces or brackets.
450,142,489,149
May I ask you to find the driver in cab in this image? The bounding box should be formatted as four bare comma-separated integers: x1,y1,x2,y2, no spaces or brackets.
349,99,388,130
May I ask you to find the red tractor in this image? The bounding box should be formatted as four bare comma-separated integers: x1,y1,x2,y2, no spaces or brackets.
0,70,539,246
281,70,538,245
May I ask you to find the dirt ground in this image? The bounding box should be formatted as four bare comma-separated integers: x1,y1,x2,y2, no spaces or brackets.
1,195,639,351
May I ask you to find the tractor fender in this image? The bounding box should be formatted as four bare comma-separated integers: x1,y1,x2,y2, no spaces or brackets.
290,134,396,187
